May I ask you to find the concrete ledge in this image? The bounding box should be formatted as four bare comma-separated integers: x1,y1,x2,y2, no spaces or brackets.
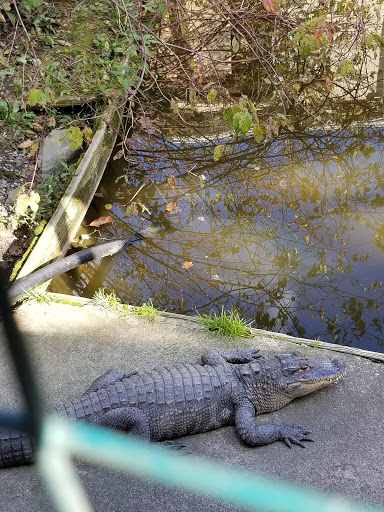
46,292,384,363
0,299,383,511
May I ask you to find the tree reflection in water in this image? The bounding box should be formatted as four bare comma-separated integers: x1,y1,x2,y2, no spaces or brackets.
52,127,384,352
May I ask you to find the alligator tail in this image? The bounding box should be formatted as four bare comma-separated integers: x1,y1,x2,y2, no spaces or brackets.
0,430,34,468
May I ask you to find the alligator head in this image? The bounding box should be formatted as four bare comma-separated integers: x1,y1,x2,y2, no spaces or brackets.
242,350,346,414
277,351,345,398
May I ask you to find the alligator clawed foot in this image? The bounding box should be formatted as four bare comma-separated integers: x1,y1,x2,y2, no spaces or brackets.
280,425,314,448
160,440,190,453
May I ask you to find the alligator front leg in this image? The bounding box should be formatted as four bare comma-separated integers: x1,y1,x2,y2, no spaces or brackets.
235,404,313,447
202,349,261,366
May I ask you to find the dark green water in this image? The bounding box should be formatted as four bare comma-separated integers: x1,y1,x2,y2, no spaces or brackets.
50,127,384,352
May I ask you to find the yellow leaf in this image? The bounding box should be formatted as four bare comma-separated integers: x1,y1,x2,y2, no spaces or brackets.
165,201,177,212
17,139,35,149
27,141,39,157
197,216,205,221
183,261,193,270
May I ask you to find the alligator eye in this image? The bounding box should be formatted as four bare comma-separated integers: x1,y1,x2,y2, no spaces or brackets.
296,365,311,373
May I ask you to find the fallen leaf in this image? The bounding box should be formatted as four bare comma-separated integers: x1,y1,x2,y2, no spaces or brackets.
165,201,177,212
183,261,193,271
105,88,121,98
263,0,279,13
113,149,124,160
17,139,35,149
88,215,113,227
32,122,44,132
168,204,182,215
8,242,25,257
47,117,56,128
197,216,205,221
104,204,113,210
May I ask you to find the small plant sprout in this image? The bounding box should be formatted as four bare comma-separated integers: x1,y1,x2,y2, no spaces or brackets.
132,298,161,322
196,307,254,338
93,290,162,321
312,338,324,349
93,288,123,311
23,289,53,304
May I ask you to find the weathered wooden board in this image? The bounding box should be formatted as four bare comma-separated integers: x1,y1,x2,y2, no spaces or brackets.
15,109,120,282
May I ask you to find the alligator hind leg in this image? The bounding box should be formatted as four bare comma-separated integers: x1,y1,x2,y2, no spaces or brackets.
84,369,138,394
91,406,150,439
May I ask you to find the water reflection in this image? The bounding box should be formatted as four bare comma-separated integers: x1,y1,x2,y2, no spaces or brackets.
50,127,384,352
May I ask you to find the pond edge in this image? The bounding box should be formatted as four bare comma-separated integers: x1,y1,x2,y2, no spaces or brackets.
43,292,384,363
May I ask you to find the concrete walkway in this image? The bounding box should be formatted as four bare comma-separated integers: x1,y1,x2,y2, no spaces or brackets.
0,298,383,512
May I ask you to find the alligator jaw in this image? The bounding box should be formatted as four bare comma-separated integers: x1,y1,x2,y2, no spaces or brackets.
283,356,346,398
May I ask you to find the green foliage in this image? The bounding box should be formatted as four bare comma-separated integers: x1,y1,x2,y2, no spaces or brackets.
223,105,241,128
339,60,354,77
1,0,161,138
0,100,8,119
36,165,76,223
66,126,83,150
0,100,36,134
196,307,254,337
27,88,54,107
213,144,224,162
14,163,78,231
233,110,252,136
207,89,217,105
23,0,44,10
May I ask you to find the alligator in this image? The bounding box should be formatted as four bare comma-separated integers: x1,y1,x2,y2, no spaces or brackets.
0,348,345,468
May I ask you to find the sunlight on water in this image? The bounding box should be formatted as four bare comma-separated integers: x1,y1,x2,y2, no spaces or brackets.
50,127,384,352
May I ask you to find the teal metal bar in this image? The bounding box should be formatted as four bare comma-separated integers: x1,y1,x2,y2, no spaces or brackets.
38,439,92,512
38,416,384,512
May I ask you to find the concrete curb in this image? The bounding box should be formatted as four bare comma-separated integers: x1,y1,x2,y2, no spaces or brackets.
45,292,384,363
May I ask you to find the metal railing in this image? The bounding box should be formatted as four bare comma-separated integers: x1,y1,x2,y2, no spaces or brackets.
0,276,382,512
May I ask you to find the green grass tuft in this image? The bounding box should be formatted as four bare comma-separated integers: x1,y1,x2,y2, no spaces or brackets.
93,290,162,321
93,288,123,311
196,307,254,337
131,298,162,322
